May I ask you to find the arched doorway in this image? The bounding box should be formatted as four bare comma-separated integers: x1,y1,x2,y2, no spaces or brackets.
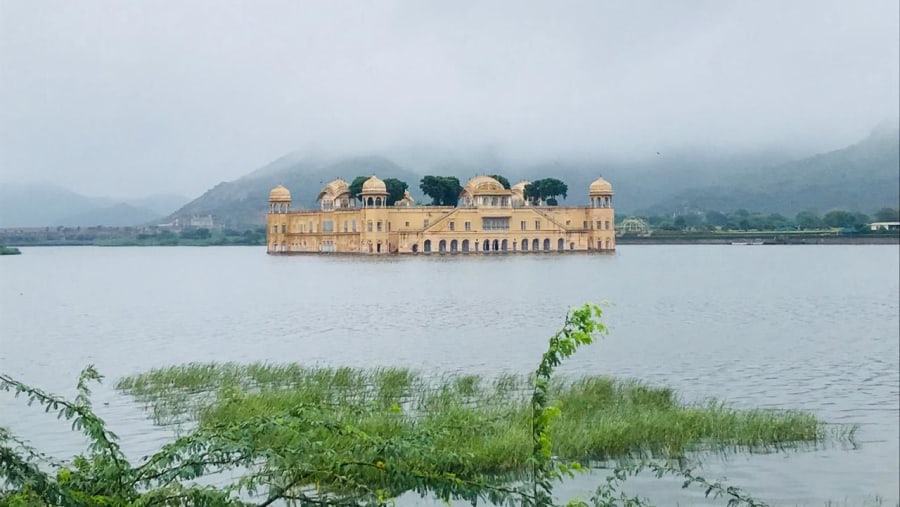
543,238,550,251
522,239,528,251
532,238,539,251
483,239,490,252
450,239,458,252
605,238,611,250
439,239,447,252
492,239,499,251
424,240,432,253
462,239,470,252
557,238,565,251
501,239,508,251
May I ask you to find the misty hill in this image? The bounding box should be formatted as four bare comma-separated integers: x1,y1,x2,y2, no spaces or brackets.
0,183,190,227
167,155,424,227
638,127,900,215
172,128,899,227
54,203,161,227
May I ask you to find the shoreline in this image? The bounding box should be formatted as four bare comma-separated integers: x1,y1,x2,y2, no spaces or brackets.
617,235,899,245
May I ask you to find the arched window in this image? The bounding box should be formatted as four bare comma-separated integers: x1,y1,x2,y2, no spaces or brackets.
450,239,458,252
543,238,551,251
557,238,565,251
483,239,490,252
462,239,470,252
439,239,447,252
532,238,539,251
424,240,432,253
492,239,499,251
521,239,528,251
501,239,508,251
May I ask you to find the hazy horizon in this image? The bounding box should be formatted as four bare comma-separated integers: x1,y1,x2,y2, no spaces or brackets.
2,0,898,198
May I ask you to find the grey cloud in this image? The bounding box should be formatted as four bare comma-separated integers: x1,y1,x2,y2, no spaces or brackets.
1,0,897,196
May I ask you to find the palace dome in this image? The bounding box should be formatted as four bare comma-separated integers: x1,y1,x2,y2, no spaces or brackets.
589,177,613,195
511,180,530,192
269,184,292,201
317,178,350,200
464,176,508,195
361,175,387,194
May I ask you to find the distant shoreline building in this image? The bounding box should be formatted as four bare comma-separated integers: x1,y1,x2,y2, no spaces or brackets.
266,175,615,254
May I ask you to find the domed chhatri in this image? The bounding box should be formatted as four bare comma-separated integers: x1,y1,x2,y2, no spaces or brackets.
589,177,613,196
268,184,292,202
268,184,292,214
266,176,616,255
361,175,388,195
589,177,613,209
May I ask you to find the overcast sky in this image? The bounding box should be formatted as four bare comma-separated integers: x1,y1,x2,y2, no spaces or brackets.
1,0,898,197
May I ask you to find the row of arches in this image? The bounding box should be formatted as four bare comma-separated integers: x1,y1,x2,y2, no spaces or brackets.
412,237,611,253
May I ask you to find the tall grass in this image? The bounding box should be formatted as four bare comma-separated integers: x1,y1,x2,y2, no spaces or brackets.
116,362,849,476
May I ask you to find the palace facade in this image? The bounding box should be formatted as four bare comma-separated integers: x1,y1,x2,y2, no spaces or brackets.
266,175,615,254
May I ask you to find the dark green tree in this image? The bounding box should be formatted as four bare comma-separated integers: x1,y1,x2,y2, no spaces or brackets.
795,211,823,230
704,210,729,228
873,207,899,221
823,210,859,228
488,174,511,189
419,176,462,206
348,176,368,200
383,178,409,206
524,178,568,205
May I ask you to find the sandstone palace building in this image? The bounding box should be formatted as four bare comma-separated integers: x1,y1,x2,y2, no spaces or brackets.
266,175,615,254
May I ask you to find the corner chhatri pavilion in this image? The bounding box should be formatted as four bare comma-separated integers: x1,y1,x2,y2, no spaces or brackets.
267,175,615,254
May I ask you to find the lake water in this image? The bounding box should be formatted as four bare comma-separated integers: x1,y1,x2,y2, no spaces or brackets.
1,246,898,505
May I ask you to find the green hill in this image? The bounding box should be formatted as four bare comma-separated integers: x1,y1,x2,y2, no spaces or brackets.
169,128,899,228
167,155,424,227
639,127,900,215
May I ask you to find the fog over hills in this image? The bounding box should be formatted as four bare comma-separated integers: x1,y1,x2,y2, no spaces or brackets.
0,183,190,228
163,127,899,228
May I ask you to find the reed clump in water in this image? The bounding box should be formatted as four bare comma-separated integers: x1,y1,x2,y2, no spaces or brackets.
117,362,843,473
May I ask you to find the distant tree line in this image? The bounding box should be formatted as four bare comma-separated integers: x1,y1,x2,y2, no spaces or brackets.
629,207,899,232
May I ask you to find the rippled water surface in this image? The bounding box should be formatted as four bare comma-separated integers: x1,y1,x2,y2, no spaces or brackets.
1,245,898,505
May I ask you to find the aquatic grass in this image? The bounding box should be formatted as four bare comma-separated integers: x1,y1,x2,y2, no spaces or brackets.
116,362,844,475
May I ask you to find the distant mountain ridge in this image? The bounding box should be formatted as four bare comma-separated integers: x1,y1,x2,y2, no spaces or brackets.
5,128,896,228
639,127,900,215
0,183,190,227
170,128,898,227
166,155,424,227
